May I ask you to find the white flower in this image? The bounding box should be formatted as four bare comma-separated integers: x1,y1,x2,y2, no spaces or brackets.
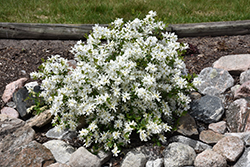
138,129,148,141
193,77,203,87
112,131,121,140
112,144,120,157
79,129,89,137
158,134,166,143
122,92,130,102
88,122,98,132
114,120,123,129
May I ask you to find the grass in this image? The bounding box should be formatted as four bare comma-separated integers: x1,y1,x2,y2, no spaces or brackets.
0,0,250,24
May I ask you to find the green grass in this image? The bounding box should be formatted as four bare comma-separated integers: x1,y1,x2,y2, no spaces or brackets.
1,0,250,24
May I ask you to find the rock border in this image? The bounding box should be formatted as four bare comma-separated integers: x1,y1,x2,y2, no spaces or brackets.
1,20,250,40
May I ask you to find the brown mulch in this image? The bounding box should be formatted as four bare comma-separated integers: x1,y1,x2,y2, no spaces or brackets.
1,34,250,166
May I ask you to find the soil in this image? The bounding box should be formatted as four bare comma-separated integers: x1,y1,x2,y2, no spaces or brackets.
1,34,250,166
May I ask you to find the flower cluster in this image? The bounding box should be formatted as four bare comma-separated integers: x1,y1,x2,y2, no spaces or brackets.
30,11,198,156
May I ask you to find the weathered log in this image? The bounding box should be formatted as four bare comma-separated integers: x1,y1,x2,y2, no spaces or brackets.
0,20,250,40
170,20,250,37
0,23,108,40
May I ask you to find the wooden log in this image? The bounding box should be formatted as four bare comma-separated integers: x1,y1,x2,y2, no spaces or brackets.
0,23,108,40
0,20,250,40
169,20,250,37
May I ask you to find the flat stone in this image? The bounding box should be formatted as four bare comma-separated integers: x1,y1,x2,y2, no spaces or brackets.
26,109,52,128
199,130,224,144
169,135,212,153
213,54,250,75
145,158,163,167
0,107,19,118
163,142,196,167
234,147,250,167
234,81,250,99
2,77,28,103
68,147,101,167
0,114,35,152
43,140,75,164
121,151,147,167
194,149,227,167
225,132,250,146
195,67,234,96
176,113,198,136
0,141,55,167
226,98,250,132
213,136,244,162
208,121,227,134
189,95,224,124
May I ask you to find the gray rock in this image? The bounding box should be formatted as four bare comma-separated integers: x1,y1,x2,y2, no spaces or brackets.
194,149,227,167
163,142,196,167
226,98,250,132
121,151,148,167
213,54,250,75
189,95,224,124
0,114,35,152
199,130,224,144
168,135,212,153
176,113,198,136
12,85,43,119
213,136,244,162
43,140,75,164
234,147,250,167
69,147,101,167
46,126,77,140
6,101,16,108
96,150,112,165
240,69,250,84
225,132,250,146
12,87,30,119
145,158,163,167
195,67,234,96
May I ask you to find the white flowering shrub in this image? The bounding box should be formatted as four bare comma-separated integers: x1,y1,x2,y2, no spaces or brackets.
31,11,201,156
